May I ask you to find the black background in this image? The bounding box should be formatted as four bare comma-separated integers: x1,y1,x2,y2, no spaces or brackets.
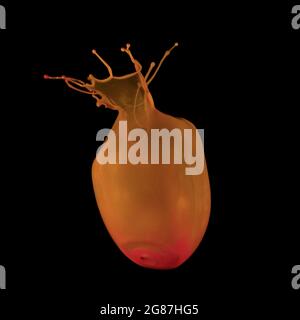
0,1,299,318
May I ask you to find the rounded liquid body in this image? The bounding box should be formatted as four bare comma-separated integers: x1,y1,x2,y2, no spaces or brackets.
92,109,211,269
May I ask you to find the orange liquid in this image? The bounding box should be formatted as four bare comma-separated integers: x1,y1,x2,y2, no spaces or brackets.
45,43,211,269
